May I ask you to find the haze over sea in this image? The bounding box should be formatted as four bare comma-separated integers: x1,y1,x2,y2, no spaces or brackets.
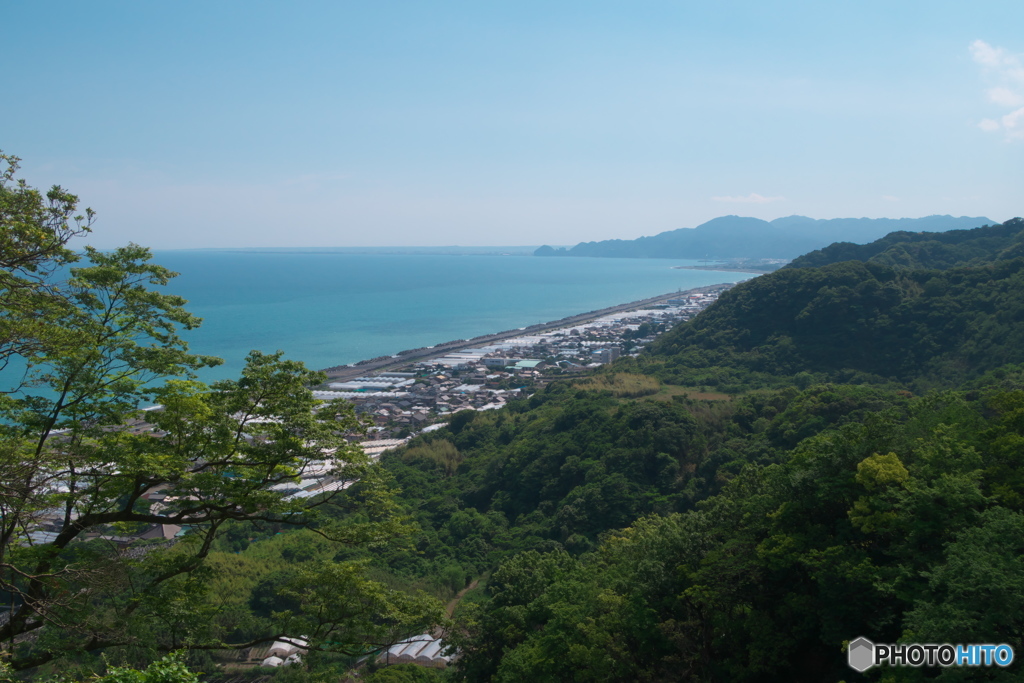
156,250,753,383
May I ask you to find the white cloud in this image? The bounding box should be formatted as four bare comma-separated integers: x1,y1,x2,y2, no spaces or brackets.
881,195,900,202
988,86,1024,107
710,193,784,204
972,40,1024,141
1003,106,1024,140
971,39,1008,69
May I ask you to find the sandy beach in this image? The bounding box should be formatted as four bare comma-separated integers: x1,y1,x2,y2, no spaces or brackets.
321,282,734,381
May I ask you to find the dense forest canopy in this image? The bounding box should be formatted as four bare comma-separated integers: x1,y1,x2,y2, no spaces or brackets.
787,217,1024,269
647,217,1024,391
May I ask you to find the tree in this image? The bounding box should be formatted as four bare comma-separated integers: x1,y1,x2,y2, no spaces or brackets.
0,153,442,673
94,653,199,683
0,152,93,381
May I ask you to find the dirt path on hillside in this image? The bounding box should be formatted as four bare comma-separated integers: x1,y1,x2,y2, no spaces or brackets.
446,579,480,617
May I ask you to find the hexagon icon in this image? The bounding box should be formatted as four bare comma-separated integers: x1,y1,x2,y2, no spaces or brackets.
848,637,875,672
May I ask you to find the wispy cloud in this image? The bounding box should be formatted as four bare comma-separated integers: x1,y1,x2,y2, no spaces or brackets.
988,86,1024,108
710,193,785,204
971,39,1024,142
881,195,900,202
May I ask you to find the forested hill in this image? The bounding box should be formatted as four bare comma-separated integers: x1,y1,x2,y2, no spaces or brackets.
788,216,1024,269
351,215,1024,681
535,214,991,260
646,217,1024,390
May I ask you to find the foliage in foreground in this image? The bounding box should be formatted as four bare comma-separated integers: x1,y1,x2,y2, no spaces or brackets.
0,153,444,677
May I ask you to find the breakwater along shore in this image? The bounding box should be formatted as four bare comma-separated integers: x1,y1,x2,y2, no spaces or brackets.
321,283,734,381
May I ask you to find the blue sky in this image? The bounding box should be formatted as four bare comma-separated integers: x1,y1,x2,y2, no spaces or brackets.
5,1,1022,248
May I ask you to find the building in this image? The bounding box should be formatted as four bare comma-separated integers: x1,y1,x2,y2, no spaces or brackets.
383,634,452,668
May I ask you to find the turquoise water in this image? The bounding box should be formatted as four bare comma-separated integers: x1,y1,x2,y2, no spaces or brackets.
142,251,752,383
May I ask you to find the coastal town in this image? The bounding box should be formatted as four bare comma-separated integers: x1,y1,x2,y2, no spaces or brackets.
317,283,735,448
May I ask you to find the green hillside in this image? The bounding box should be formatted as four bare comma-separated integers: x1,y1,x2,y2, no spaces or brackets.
361,217,1024,682
648,218,1024,391
788,216,1024,269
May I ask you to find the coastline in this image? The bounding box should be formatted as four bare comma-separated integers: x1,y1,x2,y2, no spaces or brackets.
320,282,736,381
672,265,774,274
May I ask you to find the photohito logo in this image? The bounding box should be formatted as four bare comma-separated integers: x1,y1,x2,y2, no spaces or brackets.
848,637,1014,671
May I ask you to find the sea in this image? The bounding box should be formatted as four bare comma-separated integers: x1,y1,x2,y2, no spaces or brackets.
149,250,754,384
0,250,752,391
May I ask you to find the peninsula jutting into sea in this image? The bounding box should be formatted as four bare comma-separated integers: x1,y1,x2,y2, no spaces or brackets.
155,250,753,384
312,282,735,445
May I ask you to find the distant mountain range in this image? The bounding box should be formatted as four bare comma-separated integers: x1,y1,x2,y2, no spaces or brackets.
535,214,995,260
